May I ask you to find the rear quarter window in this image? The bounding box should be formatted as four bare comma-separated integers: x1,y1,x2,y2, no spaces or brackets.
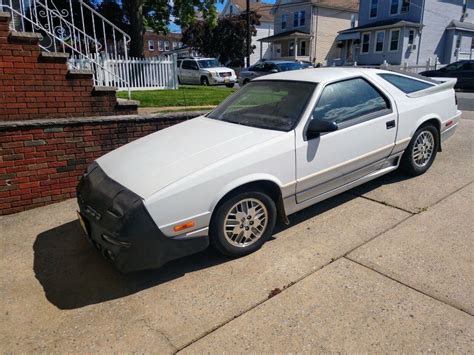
378,73,434,94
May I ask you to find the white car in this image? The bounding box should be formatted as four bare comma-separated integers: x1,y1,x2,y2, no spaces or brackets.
77,68,461,272
177,57,237,87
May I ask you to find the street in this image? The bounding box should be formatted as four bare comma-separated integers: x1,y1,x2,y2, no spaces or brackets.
0,113,473,353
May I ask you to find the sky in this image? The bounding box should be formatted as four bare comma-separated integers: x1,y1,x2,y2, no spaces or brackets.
169,0,276,32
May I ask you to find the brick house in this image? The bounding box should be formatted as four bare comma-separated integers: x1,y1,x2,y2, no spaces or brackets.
143,30,183,57
335,0,474,66
221,0,275,65
259,0,359,65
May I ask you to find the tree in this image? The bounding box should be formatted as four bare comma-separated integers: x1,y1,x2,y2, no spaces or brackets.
122,0,219,58
182,12,260,67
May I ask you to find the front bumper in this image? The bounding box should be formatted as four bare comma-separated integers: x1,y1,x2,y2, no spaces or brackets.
76,163,209,273
209,75,237,85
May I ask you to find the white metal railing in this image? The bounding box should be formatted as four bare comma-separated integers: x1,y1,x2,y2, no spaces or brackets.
0,0,132,97
339,58,443,74
70,53,178,91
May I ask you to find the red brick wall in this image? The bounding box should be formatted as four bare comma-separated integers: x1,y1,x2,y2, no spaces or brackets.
0,112,203,215
0,14,136,121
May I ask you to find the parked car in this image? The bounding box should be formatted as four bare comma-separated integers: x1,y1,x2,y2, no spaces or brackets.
77,68,460,272
239,60,307,85
420,60,474,91
177,57,237,87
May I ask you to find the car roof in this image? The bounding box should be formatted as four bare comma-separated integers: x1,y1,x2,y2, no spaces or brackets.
258,60,297,64
253,67,394,84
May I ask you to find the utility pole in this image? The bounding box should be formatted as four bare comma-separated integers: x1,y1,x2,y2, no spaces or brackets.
246,0,250,67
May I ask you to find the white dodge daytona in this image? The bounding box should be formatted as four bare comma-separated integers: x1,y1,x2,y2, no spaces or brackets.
77,68,461,272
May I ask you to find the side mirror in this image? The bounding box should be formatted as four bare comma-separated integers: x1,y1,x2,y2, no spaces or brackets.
306,118,338,139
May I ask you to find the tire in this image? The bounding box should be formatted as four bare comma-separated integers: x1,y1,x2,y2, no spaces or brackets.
242,79,250,85
400,124,439,176
201,76,210,86
225,83,235,88
210,190,277,257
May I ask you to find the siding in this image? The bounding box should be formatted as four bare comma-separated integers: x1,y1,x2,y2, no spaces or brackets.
419,0,473,64
315,6,356,64
358,0,423,25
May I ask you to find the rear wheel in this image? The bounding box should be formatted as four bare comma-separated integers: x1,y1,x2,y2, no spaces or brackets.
225,83,235,88
400,124,438,176
201,76,210,86
210,191,277,257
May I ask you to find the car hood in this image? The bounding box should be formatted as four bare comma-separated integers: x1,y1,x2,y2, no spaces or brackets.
203,67,234,73
96,116,283,198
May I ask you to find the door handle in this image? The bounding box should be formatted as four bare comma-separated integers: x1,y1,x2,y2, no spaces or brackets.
386,120,396,129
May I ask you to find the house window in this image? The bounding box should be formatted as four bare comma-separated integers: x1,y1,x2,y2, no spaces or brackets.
282,14,288,29
408,30,415,45
390,29,400,51
370,0,378,18
361,32,371,53
375,31,385,52
289,41,295,56
158,41,164,51
299,11,305,26
164,41,170,51
456,34,462,49
471,37,474,50
300,40,306,56
179,41,183,48
294,12,299,27
462,0,467,20
148,40,154,51
390,0,399,15
401,0,410,13
172,41,178,49
229,4,233,15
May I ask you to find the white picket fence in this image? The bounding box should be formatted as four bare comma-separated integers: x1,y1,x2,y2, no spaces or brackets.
69,54,178,91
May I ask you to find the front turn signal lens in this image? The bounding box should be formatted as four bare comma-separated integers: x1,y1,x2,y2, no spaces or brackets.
173,221,195,232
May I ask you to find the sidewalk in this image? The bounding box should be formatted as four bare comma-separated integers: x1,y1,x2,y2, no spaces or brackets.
1,117,473,353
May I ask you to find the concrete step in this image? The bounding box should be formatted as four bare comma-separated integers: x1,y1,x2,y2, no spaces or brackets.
66,69,94,80
92,86,117,96
38,52,69,64
0,12,11,23
8,31,41,44
115,98,139,111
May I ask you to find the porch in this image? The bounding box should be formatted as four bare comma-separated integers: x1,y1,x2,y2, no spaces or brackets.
258,30,311,62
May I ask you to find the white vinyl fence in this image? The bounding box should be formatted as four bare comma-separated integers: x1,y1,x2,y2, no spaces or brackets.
69,54,178,91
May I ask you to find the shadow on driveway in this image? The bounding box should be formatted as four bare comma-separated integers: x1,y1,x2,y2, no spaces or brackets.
33,171,410,310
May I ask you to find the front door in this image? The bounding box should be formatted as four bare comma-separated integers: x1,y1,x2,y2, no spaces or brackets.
295,76,398,203
273,43,282,58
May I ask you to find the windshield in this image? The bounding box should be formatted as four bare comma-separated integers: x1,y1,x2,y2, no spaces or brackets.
207,81,316,131
276,62,304,71
198,59,221,68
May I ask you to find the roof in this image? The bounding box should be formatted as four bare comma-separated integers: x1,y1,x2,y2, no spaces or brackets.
311,0,359,12
259,30,311,42
340,19,423,33
253,67,389,83
226,0,274,22
447,20,474,32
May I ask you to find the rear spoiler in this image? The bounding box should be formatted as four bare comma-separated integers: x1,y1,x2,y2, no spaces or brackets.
407,77,457,98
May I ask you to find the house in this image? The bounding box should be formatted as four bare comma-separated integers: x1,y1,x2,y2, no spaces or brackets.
336,0,474,66
221,0,275,65
258,0,359,65
143,30,184,58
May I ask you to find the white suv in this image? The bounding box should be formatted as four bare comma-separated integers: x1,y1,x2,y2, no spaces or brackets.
177,57,237,87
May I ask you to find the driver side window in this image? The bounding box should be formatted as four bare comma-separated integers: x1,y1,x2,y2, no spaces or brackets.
314,78,390,125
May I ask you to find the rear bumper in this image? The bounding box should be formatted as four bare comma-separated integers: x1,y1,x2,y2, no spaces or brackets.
77,163,209,273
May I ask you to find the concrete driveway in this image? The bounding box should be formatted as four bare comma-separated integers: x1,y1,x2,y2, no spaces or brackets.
1,114,473,353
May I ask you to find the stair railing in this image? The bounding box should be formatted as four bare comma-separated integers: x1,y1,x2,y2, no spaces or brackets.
0,0,131,98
